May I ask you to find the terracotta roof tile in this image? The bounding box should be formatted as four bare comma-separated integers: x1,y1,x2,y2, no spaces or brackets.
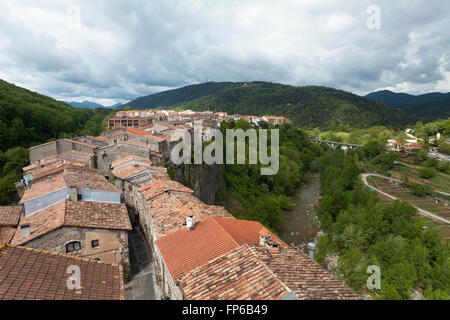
11,201,131,245
21,166,120,204
0,228,17,244
155,216,280,280
110,155,152,169
112,164,151,180
0,206,22,227
0,245,124,300
65,201,132,231
179,244,291,300
11,201,66,245
140,179,193,200
251,245,361,300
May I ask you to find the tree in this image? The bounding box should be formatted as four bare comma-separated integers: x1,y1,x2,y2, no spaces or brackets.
359,140,382,160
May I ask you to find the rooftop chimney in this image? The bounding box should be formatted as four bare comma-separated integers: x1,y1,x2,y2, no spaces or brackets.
308,242,316,259
186,215,195,230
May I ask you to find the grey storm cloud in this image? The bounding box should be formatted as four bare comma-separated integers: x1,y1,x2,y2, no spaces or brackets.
0,0,449,105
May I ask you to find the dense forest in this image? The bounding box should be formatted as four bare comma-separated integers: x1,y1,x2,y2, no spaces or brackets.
314,148,450,299
127,81,235,109
125,81,416,130
366,90,450,121
213,120,321,231
0,79,113,204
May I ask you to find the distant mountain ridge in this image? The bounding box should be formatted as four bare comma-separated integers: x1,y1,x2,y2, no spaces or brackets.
366,90,450,120
67,100,122,109
125,81,415,130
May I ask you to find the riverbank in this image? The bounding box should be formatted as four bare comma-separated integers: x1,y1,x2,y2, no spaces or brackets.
278,173,321,251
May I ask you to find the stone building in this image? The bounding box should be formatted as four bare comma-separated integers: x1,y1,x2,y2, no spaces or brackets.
10,200,131,269
95,140,152,177
28,138,98,163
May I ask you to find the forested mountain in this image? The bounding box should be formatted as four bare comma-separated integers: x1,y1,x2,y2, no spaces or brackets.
0,79,113,204
127,81,415,130
366,90,450,120
127,81,235,108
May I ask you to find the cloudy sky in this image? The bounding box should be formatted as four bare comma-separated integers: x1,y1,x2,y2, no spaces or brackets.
0,0,449,105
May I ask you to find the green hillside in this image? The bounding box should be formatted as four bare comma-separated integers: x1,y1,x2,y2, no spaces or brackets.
366,90,450,120
0,79,113,204
172,82,416,130
127,81,235,108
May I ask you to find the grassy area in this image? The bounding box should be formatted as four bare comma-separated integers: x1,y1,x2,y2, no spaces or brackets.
366,174,450,220
389,161,450,193
419,217,450,243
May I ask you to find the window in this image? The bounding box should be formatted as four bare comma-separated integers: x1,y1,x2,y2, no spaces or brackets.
91,240,99,248
77,194,82,201
66,241,81,253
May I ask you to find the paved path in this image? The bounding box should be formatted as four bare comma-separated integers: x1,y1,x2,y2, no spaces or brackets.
361,173,450,225
125,227,160,300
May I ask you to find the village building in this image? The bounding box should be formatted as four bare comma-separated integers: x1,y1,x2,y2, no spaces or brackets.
101,127,128,144
261,115,288,125
0,244,125,300
404,142,425,152
28,138,99,163
106,116,153,130
95,140,153,176
10,200,131,268
19,166,123,217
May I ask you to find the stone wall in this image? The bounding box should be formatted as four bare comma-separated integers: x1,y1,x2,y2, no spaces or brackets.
24,226,129,270
172,163,224,205
96,144,151,177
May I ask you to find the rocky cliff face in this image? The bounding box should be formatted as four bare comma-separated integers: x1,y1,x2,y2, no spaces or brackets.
172,163,224,205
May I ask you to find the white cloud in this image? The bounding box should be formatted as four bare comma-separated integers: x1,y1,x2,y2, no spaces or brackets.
0,0,449,105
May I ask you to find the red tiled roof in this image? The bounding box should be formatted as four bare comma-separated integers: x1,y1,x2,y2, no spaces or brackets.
112,164,151,180
11,201,66,245
156,217,240,280
0,245,124,300
0,206,22,227
126,127,151,136
213,217,287,248
140,179,193,200
11,201,131,245
65,201,132,231
110,155,152,169
179,244,291,300
155,216,281,280
0,228,16,245
252,245,361,300
21,166,120,203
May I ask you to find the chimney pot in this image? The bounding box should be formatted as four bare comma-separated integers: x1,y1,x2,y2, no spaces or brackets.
308,242,316,259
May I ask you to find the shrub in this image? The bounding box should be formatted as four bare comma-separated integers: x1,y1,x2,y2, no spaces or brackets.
419,167,436,179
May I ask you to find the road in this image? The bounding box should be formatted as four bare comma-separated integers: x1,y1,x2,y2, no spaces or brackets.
124,226,160,300
361,173,450,225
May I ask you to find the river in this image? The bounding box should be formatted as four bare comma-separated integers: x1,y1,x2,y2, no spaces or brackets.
278,173,321,249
